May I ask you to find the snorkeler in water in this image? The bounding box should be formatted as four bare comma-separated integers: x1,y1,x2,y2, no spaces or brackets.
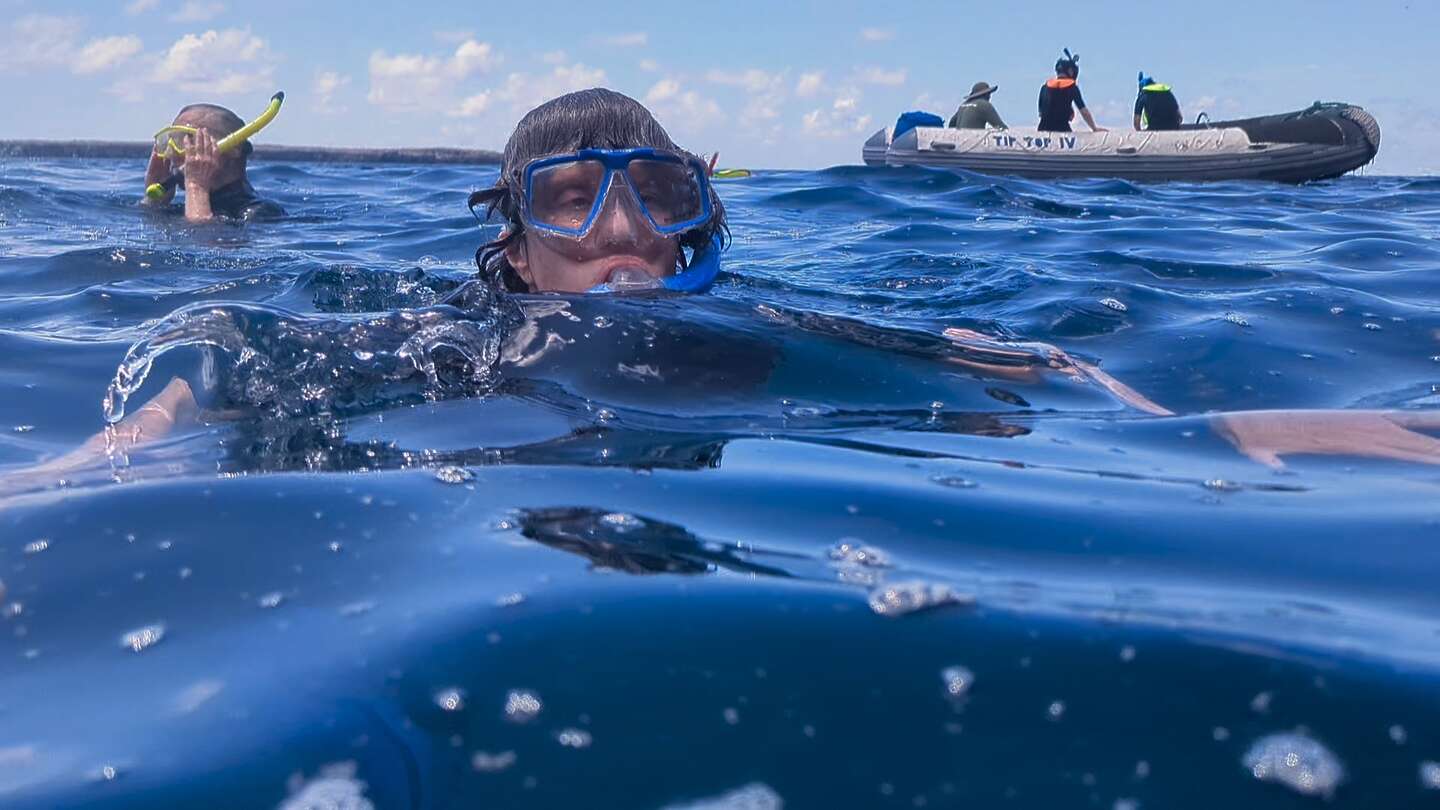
142,95,285,223
11,87,1439,486
467,88,726,294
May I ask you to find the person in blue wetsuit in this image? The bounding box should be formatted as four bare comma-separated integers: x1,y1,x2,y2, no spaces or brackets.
467,88,727,295
1038,50,1106,133
1133,73,1183,130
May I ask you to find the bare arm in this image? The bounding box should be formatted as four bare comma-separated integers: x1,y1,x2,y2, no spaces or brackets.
1080,106,1106,132
181,128,219,223
1133,114,1143,131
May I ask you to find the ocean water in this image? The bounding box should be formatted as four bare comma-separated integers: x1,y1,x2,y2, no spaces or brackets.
1,159,1439,808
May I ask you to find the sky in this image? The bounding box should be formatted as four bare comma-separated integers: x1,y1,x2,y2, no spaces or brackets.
1,0,1436,174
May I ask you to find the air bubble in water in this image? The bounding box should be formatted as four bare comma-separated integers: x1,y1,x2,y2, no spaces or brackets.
660,783,783,810
941,665,975,701
434,466,473,484
867,581,974,617
1243,732,1343,798
23,539,49,555
557,728,593,748
257,592,284,609
504,689,542,723
121,624,166,653
930,475,978,490
434,687,465,712
829,540,890,567
472,750,516,772
1100,298,1127,312
1421,761,1440,790
1224,313,1250,327
1047,700,1066,721
495,592,525,607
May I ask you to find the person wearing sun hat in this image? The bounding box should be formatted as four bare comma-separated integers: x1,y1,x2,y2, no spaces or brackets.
948,81,1007,130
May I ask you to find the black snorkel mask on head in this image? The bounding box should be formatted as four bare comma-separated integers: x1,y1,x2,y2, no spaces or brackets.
1055,48,1080,79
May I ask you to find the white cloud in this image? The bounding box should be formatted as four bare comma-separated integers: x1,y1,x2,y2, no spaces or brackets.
705,68,780,94
0,15,145,77
171,1,225,22
367,39,499,111
125,0,159,13
597,32,647,47
541,50,567,65
74,35,143,74
855,66,906,86
495,62,606,113
860,28,895,42
313,69,351,112
449,92,492,118
802,95,873,138
0,14,82,70
795,71,824,97
151,28,273,93
644,77,723,134
638,58,659,72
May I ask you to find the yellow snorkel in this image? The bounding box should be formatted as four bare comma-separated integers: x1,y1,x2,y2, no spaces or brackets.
146,91,285,200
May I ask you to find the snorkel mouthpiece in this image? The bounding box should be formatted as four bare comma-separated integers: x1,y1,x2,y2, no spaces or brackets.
146,91,285,200
605,266,665,291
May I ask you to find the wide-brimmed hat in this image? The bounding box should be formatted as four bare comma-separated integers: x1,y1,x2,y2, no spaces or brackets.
964,81,998,103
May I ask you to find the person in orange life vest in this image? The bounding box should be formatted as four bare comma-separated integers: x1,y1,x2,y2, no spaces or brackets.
1038,49,1106,133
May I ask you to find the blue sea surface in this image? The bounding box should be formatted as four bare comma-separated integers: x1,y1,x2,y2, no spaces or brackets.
1,159,1439,808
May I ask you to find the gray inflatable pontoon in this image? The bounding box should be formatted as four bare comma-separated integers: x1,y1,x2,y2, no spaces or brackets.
862,102,1381,183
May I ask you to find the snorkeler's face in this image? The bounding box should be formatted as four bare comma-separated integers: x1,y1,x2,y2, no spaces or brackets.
507,174,681,293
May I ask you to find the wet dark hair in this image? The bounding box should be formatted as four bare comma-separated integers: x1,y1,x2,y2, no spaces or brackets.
176,103,254,157
1055,48,1080,80
468,88,728,293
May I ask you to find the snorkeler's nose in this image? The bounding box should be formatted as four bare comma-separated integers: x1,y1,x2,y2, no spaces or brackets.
590,177,649,245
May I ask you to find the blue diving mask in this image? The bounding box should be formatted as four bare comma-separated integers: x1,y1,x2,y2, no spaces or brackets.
520,147,721,294
520,147,714,239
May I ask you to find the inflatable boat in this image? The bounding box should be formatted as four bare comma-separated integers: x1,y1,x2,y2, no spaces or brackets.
862,102,1381,183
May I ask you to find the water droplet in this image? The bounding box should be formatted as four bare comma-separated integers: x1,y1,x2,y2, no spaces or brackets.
1243,732,1344,798
472,750,517,772
723,707,740,725
557,728,593,748
434,687,465,712
434,466,473,485
596,408,617,422
1363,322,1382,331
940,665,975,701
930,475,978,490
1329,306,1345,315
599,512,643,531
1100,297,1127,312
23,539,49,555
12,425,34,433
1046,700,1066,721
929,400,945,410
120,623,165,653
257,592,284,609
1224,312,1250,327
504,689,542,723
829,540,890,568
352,350,375,361
1203,479,1241,492
868,581,974,617
327,541,343,553
495,592,525,607
1421,761,1440,790
592,316,613,329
